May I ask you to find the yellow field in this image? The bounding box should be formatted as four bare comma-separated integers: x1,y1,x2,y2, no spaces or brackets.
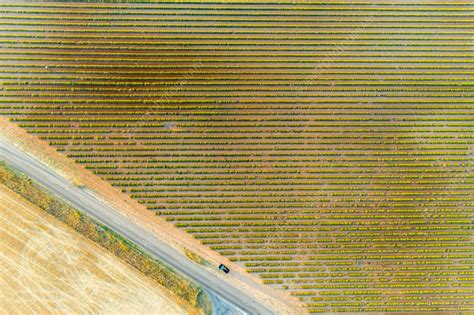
0,183,188,315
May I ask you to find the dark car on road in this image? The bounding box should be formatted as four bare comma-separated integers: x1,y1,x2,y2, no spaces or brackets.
218,264,230,273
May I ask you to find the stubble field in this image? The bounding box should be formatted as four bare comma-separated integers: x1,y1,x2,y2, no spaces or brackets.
0,183,188,315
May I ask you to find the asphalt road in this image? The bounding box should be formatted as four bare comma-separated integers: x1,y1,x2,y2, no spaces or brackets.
0,138,278,315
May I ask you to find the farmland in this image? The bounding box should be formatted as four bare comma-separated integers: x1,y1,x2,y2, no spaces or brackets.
0,0,473,313
0,182,190,315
